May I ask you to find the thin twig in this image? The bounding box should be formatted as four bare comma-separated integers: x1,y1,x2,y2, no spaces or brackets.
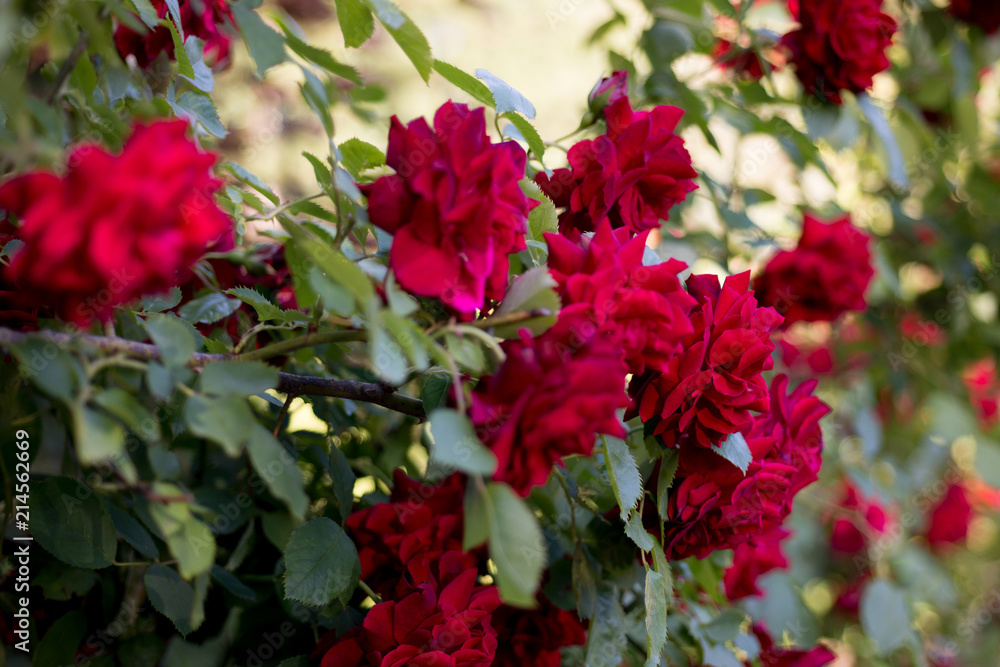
273,393,297,437
46,30,90,104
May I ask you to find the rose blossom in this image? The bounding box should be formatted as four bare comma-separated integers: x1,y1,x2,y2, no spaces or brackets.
949,0,1000,34
723,527,790,600
470,306,629,496
745,624,836,667
544,219,697,375
753,213,873,327
587,71,629,115
628,271,783,450
0,120,231,326
314,553,501,667
650,374,827,559
924,481,974,548
782,0,896,104
963,358,1000,428
345,470,473,598
535,95,697,236
828,481,892,555
116,0,235,69
492,594,587,667
360,101,534,317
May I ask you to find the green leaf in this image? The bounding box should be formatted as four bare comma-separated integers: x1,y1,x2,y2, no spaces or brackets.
30,477,117,569
493,266,560,337
72,406,127,467
521,180,557,241
33,565,98,601
501,112,545,160
483,482,545,607
624,512,654,552
976,438,1000,488
421,373,452,413
174,91,228,138
585,585,627,667
224,162,280,204
162,18,194,78
198,361,279,396
231,0,288,76
703,609,746,643
370,313,409,385
302,151,333,189
183,394,255,456
282,221,375,306
339,137,387,178
362,0,432,82
714,431,752,475
283,517,361,606
182,36,215,93
328,444,356,516
432,60,495,106
462,482,490,551
335,0,375,47
142,287,183,313
129,0,160,29
276,18,362,83
427,408,497,476
33,610,87,666
656,449,679,522
93,387,161,441
308,266,355,317
860,579,914,655
858,94,909,192
246,424,309,521
226,286,284,321
144,313,200,368
210,564,256,601
604,436,642,518
11,338,83,402
178,292,241,324
168,516,217,579
145,564,203,636
104,501,159,559
475,68,536,118
644,569,669,667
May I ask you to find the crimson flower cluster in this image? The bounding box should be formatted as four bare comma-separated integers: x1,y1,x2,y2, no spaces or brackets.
649,373,829,560
628,272,784,450
535,96,697,236
116,0,235,69
361,101,534,317
0,120,231,326
717,0,896,104
470,307,629,496
317,471,587,667
753,213,874,327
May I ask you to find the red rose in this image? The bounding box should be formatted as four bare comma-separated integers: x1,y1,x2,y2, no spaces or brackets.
723,527,790,600
0,215,47,331
949,0,1000,34
587,71,629,115
360,101,533,317
544,219,697,375
535,97,697,236
628,272,783,450
828,481,892,555
652,440,795,560
899,312,946,347
963,358,1000,428
648,374,826,560
783,0,896,104
714,39,775,80
315,554,502,667
470,306,629,496
115,0,234,69
346,471,472,598
492,595,587,667
749,374,830,501
0,120,231,326
778,337,834,375
753,213,873,327
747,624,836,667
925,482,974,548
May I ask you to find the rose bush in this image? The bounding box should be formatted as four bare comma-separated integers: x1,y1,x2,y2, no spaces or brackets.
2,0,999,664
